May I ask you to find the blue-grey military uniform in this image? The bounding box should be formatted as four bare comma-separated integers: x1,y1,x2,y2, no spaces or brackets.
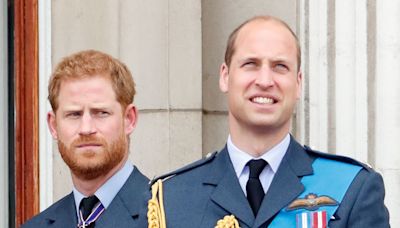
22,167,149,227
148,137,390,227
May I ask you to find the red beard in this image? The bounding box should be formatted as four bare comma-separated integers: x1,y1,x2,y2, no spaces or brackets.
58,133,127,180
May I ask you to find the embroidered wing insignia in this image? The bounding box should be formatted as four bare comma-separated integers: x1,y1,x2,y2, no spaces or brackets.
287,193,338,211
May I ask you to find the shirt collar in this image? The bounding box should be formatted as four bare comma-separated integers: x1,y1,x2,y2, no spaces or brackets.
227,134,290,177
73,161,133,217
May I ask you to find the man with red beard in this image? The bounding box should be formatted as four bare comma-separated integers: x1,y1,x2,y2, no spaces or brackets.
22,50,149,228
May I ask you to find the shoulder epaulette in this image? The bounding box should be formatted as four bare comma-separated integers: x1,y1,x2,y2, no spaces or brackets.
149,151,218,186
303,145,373,170
147,151,218,228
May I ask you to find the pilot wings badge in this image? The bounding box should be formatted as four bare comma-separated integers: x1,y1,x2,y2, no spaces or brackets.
287,193,338,211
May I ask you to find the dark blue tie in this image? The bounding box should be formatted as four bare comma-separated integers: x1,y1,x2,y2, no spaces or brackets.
246,159,268,215
79,195,100,228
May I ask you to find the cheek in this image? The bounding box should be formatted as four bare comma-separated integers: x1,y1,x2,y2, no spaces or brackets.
96,118,125,136
230,76,252,92
278,77,298,93
55,123,77,143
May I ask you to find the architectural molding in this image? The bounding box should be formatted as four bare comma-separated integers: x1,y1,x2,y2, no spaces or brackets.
14,0,40,225
38,0,53,211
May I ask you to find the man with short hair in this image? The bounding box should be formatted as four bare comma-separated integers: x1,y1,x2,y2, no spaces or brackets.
147,16,390,227
23,50,149,227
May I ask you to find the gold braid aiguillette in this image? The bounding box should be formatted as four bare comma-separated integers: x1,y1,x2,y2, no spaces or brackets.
147,180,166,228
215,215,240,228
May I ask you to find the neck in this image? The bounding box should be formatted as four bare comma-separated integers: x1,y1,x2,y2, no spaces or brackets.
229,119,290,157
71,157,127,196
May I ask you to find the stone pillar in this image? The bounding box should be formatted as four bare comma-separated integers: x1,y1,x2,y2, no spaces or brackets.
299,0,370,160
376,0,400,225
334,0,369,160
301,0,399,225
296,0,330,150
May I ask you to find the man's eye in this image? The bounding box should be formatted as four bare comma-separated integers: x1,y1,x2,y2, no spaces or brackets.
274,64,289,73
96,111,110,117
66,112,81,118
242,62,257,68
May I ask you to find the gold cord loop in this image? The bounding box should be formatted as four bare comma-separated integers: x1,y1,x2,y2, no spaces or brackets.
215,215,240,228
147,180,166,228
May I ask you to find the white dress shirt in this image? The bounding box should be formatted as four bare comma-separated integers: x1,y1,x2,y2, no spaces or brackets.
227,134,290,195
73,161,134,219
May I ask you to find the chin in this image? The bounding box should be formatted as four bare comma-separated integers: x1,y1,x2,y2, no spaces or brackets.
247,118,289,132
73,160,114,180
247,117,279,127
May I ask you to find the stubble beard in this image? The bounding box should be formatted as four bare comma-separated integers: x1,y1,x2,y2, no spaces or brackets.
58,133,127,180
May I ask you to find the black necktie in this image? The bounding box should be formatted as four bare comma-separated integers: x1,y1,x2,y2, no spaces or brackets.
246,159,267,215
79,195,100,228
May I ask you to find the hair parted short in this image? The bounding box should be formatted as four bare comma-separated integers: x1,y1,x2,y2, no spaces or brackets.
224,15,301,71
48,49,136,111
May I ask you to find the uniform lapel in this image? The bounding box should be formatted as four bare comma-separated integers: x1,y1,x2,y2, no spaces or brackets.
44,193,78,227
254,137,314,227
206,148,255,228
96,167,149,227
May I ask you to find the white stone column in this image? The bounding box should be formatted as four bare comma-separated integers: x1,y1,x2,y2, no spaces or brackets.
299,0,330,150
376,0,400,225
334,0,369,161
298,0,369,161
352,0,369,162
302,0,398,225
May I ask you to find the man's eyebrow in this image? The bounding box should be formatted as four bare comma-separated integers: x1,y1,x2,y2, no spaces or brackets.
237,56,260,63
270,55,294,63
90,107,112,112
60,106,82,112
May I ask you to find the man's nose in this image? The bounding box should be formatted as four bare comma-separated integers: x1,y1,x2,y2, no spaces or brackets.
79,113,96,135
255,66,274,89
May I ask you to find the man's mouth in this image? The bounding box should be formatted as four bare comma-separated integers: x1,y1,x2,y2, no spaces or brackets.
251,96,275,104
76,143,102,148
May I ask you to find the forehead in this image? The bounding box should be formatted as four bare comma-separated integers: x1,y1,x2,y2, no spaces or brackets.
233,20,297,58
57,76,117,103
59,74,111,89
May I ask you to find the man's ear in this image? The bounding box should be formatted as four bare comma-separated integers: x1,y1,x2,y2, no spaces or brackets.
219,63,229,93
296,70,303,99
47,111,58,139
124,104,137,135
